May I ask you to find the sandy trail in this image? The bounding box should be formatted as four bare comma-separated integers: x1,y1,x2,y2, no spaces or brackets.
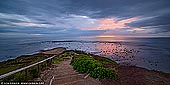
40,59,101,85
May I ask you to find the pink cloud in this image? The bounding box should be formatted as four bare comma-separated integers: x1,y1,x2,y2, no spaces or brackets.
83,17,139,30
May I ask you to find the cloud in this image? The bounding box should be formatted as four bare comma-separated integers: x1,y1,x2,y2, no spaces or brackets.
82,17,139,30
0,13,32,22
30,33,43,36
127,13,170,34
10,22,54,28
0,0,170,38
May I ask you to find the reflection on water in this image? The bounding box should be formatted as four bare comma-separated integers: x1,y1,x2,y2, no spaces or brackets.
96,42,138,63
33,40,169,73
0,37,170,72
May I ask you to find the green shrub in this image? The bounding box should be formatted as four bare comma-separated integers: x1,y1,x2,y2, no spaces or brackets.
85,60,102,73
13,71,25,81
90,67,117,80
29,66,38,78
71,54,118,80
92,55,117,65
4,71,26,81
71,55,102,73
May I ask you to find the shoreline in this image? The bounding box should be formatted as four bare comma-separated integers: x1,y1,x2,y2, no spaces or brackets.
0,47,169,74
0,47,170,84
1,39,170,73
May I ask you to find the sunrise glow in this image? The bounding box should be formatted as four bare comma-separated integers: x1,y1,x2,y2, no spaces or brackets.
83,17,139,30
95,35,116,38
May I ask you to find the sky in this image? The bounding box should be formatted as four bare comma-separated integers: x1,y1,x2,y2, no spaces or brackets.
0,0,170,39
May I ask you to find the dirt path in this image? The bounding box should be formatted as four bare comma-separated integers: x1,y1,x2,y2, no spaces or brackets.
36,48,170,85
40,59,101,85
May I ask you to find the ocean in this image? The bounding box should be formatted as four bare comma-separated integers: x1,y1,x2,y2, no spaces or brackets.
0,37,170,73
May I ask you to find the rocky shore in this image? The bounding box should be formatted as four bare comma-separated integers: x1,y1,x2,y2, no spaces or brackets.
0,47,170,85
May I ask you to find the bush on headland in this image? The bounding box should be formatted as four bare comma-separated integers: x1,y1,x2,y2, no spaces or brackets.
90,67,117,80
71,54,118,80
0,50,118,81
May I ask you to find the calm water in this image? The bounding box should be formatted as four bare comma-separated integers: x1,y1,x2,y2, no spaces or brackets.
0,37,170,72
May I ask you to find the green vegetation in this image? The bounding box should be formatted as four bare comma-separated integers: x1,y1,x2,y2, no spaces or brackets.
0,65,21,75
71,54,118,80
71,54,102,73
4,70,25,81
90,67,117,80
0,50,118,81
0,51,76,81
0,53,51,81
1,61,48,81
52,51,76,64
92,55,117,65
0,53,49,75
73,50,117,65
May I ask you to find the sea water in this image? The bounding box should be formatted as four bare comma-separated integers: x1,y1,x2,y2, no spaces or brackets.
0,37,170,72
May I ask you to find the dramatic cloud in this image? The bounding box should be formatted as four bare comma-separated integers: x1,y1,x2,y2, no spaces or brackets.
0,0,170,38
83,17,139,30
